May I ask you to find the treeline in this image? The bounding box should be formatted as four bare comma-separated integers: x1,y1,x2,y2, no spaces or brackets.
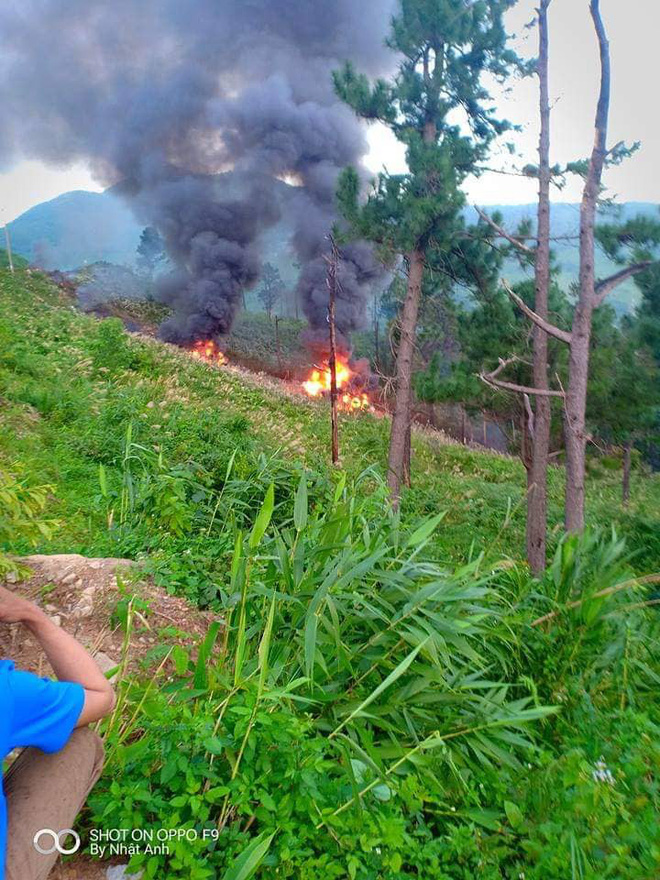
334,0,659,573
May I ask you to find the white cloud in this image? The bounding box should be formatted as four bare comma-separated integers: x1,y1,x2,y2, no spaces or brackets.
0,162,102,224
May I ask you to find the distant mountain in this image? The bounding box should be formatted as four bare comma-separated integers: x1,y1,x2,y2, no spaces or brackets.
466,202,660,315
7,190,142,271
8,189,659,314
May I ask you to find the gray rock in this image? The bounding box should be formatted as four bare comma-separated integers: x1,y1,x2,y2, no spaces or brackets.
94,651,119,681
71,586,97,619
107,866,144,880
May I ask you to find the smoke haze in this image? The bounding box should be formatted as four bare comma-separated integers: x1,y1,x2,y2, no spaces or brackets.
0,0,396,343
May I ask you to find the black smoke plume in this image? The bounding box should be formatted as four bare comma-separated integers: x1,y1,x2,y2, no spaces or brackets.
0,0,395,345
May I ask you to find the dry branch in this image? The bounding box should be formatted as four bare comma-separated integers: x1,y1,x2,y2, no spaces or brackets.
594,261,656,306
475,206,534,256
503,280,572,345
479,356,565,398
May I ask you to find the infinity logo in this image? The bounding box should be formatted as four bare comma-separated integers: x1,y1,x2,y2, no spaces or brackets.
33,828,81,856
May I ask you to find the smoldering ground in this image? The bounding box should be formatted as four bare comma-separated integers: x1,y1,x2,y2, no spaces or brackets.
0,0,396,344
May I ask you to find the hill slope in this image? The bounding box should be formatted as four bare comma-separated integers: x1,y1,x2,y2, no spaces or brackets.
8,189,659,313
1,266,658,575
7,190,142,270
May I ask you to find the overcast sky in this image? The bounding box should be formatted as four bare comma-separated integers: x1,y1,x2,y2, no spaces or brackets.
0,0,657,223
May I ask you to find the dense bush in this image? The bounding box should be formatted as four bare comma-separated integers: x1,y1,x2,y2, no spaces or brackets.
85,473,660,879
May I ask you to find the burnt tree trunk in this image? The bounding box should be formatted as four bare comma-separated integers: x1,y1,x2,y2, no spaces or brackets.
565,0,610,533
374,296,380,371
387,249,424,503
327,237,340,466
527,0,552,574
622,441,632,507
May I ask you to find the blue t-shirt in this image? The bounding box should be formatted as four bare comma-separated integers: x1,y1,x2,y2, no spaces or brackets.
0,659,84,880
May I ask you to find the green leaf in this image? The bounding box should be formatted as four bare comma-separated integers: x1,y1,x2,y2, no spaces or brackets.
405,511,447,549
258,591,277,692
221,831,276,880
205,785,230,802
504,800,524,829
204,736,227,755
332,638,429,737
464,808,502,831
194,621,221,690
171,645,189,676
294,473,308,531
249,483,275,550
98,464,108,498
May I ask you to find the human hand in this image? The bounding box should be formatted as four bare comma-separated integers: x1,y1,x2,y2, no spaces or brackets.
0,584,41,625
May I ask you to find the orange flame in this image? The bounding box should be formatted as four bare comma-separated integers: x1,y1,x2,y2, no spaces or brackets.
190,340,228,367
302,356,372,412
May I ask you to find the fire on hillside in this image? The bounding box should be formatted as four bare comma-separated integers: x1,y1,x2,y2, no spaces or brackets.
190,340,228,366
302,356,373,413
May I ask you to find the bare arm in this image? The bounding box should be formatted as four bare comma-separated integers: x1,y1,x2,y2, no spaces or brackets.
0,585,115,725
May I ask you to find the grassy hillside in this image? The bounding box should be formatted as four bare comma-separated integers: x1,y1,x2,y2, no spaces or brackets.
0,248,28,270
1,267,658,578
3,266,660,879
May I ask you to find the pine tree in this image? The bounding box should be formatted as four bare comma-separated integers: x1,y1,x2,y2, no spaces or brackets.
136,226,167,280
257,263,285,320
335,0,518,504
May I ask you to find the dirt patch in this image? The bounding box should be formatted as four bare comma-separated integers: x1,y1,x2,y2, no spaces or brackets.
51,855,109,880
1,554,221,679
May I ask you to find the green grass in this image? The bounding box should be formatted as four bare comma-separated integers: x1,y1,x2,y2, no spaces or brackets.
0,248,28,270
1,266,659,572
3,266,660,879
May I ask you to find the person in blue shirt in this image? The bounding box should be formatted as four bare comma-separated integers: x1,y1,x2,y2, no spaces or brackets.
0,583,116,880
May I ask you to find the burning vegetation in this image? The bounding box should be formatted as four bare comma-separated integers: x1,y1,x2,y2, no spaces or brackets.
190,340,228,367
302,355,373,412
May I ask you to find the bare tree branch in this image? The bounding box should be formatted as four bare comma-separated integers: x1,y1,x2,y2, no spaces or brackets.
474,206,534,255
479,356,565,398
594,261,656,306
502,280,572,345
481,375,565,398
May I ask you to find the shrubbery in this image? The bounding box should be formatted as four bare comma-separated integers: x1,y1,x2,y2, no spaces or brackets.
86,471,660,879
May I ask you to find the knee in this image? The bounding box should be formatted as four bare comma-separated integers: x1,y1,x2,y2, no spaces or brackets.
68,726,105,781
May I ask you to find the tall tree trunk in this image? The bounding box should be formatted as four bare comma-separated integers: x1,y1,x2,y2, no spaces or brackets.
622,440,632,507
527,0,552,575
564,305,593,531
564,0,610,532
387,250,424,503
403,423,412,488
